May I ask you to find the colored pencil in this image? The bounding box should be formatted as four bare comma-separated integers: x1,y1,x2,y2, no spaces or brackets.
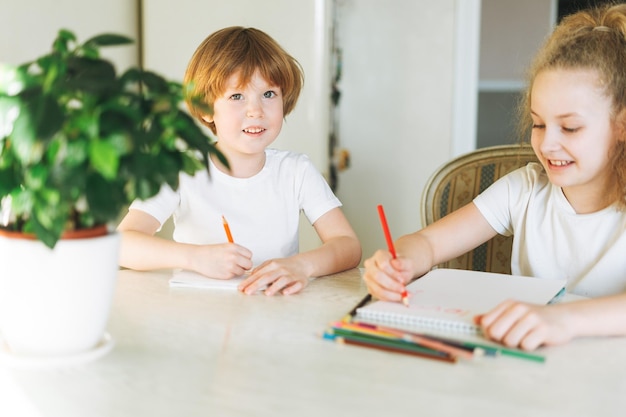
222,215,234,243
376,204,409,308
377,204,396,258
343,321,476,360
341,293,372,323
325,330,457,364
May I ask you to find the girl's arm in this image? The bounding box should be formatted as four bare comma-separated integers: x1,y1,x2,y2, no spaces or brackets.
117,209,253,279
239,207,361,295
363,202,498,301
479,293,626,351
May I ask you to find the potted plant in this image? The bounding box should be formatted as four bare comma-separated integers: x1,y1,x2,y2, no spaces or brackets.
0,29,224,362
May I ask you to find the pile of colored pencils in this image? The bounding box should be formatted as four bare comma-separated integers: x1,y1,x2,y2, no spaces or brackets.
322,320,545,364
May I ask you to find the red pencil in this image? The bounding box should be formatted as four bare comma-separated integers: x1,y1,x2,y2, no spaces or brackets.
377,204,410,307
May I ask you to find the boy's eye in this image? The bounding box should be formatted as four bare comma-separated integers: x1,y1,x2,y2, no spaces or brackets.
264,90,277,98
230,93,243,100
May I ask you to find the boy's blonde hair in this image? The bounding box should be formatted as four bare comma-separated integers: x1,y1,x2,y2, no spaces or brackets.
517,2,626,208
184,26,304,134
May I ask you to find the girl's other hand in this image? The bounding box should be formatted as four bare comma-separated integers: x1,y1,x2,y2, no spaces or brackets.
362,249,414,301
477,300,575,351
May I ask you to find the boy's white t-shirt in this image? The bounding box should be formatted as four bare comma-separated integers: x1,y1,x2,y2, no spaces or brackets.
473,163,626,298
129,148,341,266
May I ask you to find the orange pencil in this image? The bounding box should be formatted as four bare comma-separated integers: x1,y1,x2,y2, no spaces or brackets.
222,215,234,243
376,204,409,307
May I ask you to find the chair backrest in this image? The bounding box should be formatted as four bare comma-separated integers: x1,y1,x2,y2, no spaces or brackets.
420,144,538,273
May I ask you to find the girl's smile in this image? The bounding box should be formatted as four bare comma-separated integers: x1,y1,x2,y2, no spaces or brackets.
530,68,616,213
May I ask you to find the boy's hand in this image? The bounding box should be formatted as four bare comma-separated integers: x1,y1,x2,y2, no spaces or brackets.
189,243,253,280
238,258,310,296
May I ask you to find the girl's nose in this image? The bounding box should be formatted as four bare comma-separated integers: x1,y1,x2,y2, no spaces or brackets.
539,126,561,152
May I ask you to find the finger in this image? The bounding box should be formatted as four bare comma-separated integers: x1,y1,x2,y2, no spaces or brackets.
238,273,270,294
281,280,305,295
517,327,547,351
483,302,532,342
363,275,403,302
362,267,404,294
264,276,292,296
477,299,517,327
500,311,541,348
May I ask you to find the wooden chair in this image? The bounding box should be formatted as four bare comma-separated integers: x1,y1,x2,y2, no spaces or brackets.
420,144,538,273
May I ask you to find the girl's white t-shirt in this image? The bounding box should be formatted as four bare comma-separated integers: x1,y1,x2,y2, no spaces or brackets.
473,163,626,297
129,148,341,266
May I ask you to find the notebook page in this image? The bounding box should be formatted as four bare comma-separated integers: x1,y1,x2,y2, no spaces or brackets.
356,268,566,333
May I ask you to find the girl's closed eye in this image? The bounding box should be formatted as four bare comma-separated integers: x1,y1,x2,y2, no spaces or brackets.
532,123,545,130
561,126,580,133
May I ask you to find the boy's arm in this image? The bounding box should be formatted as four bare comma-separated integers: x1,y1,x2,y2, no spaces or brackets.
116,209,194,271
299,207,362,277
117,209,253,278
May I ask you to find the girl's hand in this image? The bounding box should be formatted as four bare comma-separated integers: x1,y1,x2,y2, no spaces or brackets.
189,243,253,280
477,300,575,351
238,258,310,296
362,249,414,301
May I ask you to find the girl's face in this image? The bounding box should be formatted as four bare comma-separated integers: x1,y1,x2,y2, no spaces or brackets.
207,70,284,158
530,68,617,211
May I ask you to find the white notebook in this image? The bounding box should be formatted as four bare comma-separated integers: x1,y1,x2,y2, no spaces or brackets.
356,268,566,334
169,270,252,290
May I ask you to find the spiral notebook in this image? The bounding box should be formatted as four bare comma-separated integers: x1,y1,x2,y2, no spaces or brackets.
356,268,566,334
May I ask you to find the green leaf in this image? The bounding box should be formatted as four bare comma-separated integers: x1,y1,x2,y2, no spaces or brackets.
65,57,117,94
0,64,26,96
24,164,49,189
89,139,119,179
0,95,20,138
140,71,170,95
64,140,89,166
85,173,124,222
84,34,134,47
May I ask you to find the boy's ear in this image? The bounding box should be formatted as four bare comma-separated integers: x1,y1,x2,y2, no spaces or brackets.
202,115,214,124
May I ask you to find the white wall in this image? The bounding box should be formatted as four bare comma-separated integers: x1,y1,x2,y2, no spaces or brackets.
0,0,137,70
0,0,466,264
334,0,458,262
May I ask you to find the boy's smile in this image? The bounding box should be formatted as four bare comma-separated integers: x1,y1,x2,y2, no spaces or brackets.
209,70,284,176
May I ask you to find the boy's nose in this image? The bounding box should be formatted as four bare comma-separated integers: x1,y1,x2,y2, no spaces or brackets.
246,99,263,118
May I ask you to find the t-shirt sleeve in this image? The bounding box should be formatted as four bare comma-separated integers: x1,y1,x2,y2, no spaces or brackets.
296,155,342,225
128,183,180,226
472,166,532,237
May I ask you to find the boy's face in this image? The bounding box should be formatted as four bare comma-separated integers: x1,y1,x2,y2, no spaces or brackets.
206,70,284,158
530,68,616,210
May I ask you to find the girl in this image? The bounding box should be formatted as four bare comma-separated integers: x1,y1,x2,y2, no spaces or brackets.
118,27,361,295
363,3,626,351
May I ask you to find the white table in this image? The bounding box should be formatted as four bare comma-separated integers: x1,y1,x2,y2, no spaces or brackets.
1,268,626,417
